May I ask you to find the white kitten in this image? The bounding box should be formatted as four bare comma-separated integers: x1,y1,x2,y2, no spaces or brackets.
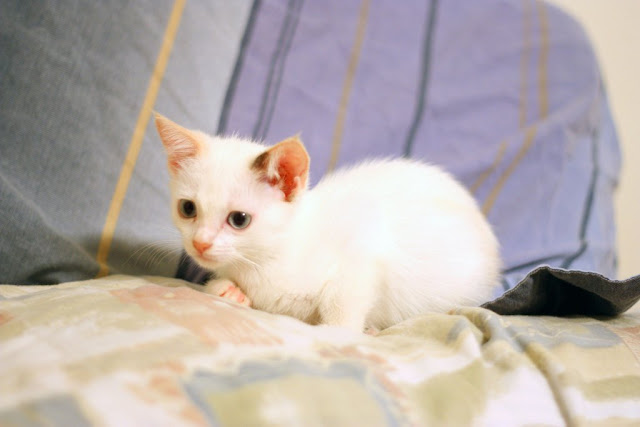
155,114,501,333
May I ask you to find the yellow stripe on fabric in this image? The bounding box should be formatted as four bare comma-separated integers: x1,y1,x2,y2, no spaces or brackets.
327,0,371,172
481,0,549,216
536,0,549,118
470,139,508,193
519,0,533,128
472,0,532,196
482,126,537,214
95,0,186,278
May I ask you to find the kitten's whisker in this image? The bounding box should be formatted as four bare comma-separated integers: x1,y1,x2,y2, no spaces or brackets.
236,253,260,269
124,239,183,269
143,245,173,268
237,246,277,264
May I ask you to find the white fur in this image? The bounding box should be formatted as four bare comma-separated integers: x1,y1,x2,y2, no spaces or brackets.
167,133,501,332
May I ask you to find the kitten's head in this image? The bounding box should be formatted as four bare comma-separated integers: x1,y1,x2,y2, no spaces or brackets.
155,114,309,271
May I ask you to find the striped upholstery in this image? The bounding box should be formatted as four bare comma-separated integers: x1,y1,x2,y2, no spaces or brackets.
195,0,621,294
0,1,621,293
0,1,250,283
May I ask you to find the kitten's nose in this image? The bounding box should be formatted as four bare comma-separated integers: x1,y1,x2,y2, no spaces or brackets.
192,240,212,255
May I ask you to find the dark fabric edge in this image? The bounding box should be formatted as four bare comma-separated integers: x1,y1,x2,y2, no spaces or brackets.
217,0,262,135
252,0,302,139
403,0,439,157
483,265,640,317
256,0,304,140
561,114,600,269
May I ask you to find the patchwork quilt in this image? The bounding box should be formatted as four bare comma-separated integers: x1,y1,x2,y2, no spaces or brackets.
1,275,639,426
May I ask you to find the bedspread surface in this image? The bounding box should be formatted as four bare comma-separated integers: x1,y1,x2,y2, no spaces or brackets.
1,276,639,426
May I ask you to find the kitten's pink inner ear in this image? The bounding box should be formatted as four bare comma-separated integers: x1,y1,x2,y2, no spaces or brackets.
253,137,309,202
154,113,201,173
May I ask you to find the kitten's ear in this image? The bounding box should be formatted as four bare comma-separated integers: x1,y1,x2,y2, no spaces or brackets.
252,136,309,202
154,113,202,174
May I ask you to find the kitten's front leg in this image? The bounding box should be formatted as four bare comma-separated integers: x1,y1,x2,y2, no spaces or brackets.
319,294,371,333
318,267,377,333
200,278,252,307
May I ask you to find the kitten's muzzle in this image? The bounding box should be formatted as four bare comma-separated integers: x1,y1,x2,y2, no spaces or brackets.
192,239,212,256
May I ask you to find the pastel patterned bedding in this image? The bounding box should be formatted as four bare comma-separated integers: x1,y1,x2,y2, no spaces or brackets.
2,276,639,426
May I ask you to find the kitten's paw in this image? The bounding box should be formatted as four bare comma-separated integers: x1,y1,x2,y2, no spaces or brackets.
203,279,252,307
364,326,380,336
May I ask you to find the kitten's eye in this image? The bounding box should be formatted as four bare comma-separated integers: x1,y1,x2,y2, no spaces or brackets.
178,199,197,218
227,211,252,230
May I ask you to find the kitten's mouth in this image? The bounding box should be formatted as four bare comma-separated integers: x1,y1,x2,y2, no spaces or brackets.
187,245,233,268
193,252,226,268
197,253,219,263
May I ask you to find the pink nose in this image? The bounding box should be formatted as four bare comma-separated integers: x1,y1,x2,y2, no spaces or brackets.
192,240,212,255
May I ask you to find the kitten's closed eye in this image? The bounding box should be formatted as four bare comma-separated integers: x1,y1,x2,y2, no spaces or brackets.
178,199,197,218
227,211,251,230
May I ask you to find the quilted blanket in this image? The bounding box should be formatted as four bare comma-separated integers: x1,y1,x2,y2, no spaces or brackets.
1,275,639,426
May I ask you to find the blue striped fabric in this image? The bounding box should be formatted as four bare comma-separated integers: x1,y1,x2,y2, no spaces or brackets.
0,1,621,293
0,1,252,283
211,0,620,294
